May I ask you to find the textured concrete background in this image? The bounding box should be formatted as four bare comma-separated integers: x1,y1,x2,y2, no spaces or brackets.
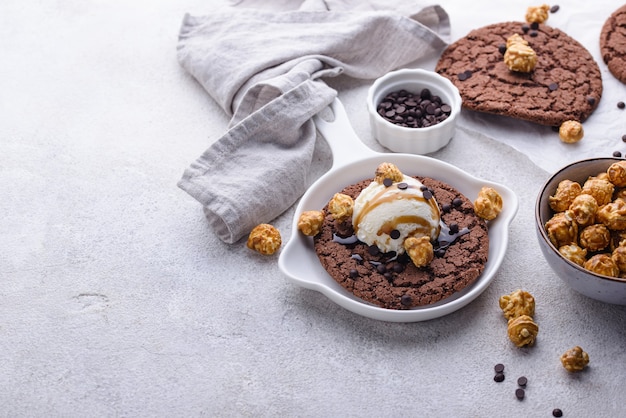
2,0,625,416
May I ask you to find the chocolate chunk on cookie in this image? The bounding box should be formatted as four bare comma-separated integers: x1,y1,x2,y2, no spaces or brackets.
436,21,603,126
313,177,489,310
600,4,626,84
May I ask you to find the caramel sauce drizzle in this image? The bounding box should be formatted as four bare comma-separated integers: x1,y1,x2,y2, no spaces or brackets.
353,182,441,238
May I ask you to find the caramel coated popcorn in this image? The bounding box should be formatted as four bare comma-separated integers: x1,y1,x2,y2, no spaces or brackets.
247,223,282,255
560,346,589,372
559,120,584,143
578,224,611,252
581,177,614,206
499,289,535,321
611,243,626,272
525,4,550,24
607,161,626,187
504,35,537,73
558,244,587,266
507,314,539,347
374,162,403,184
404,236,434,268
297,210,325,237
549,179,582,212
545,211,578,248
473,186,503,220
584,254,619,277
568,194,598,227
546,163,626,276
596,198,626,230
328,193,354,222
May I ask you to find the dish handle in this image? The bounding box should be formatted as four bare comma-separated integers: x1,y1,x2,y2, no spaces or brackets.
314,98,378,168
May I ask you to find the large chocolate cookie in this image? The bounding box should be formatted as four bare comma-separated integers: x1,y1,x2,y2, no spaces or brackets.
435,21,603,126
313,177,489,310
600,4,626,84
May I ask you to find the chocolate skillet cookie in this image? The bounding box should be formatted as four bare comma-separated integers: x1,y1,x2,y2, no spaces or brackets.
435,21,603,126
600,4,626,84
311,177,490,310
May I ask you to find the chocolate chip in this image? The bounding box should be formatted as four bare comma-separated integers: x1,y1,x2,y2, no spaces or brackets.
397,182,408,190
390,229,401,239
550,5,560,13
587,96,596,106
393,263,405,273
400,294,412,306
349,269,359,278
529,30,538,37
522,24,530,33
494,373,505,382
530,22,539,30
517,376,528,387
449,223,459,234
458,70,472,81
494,363,505,373
383,178,393,187
376,264,386,274
377,88,452,129
548,82,558,91
515,388,525,400
618,101,625,109
498,44,506,55
552,408,563,417
452,197,463,207
423,190,433,200
613,151,622,157
622,134,626,142
441,203,452,213
368,245,380,256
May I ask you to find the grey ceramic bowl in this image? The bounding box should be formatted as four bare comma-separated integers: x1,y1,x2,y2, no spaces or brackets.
536,157,626,305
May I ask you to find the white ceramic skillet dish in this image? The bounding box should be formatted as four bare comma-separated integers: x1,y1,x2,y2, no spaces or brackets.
278,99,518,322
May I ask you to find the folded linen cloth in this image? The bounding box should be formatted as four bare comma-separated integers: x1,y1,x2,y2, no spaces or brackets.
177,0,450,244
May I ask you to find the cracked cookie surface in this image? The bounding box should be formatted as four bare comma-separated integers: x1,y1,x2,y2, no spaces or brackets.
435,21,602,126
313,177,489,310
600,4,626,84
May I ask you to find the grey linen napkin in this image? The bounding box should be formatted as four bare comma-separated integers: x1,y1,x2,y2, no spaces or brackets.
177,0,450,244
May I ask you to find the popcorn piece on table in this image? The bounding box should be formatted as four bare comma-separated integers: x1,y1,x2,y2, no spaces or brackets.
560,346,589,372
559,120,584,143
499,289,535,321
507,314,539,347
525,4,550,24
247,224,282,255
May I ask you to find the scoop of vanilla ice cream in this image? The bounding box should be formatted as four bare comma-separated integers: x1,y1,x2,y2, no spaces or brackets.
352,175,441,254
